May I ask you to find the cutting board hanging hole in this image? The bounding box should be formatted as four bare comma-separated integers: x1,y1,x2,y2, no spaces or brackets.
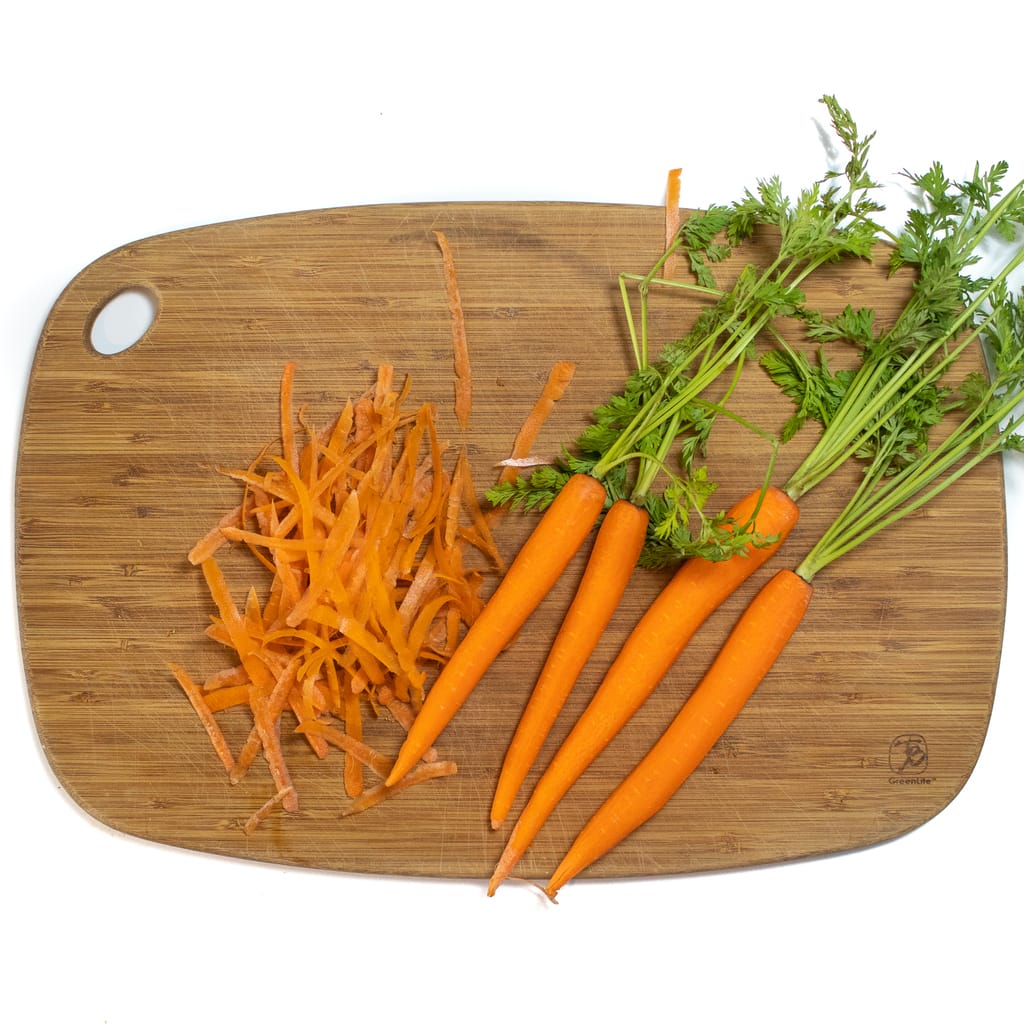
89,287,158,355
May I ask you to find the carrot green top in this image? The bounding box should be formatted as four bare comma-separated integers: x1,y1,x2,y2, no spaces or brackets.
775,163,1024,503
490,96,884,567
760,160,1024,580
795,277,1024,582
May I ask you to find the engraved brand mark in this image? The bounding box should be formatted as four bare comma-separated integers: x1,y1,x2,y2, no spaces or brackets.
889,733,931,784
889,734,928,774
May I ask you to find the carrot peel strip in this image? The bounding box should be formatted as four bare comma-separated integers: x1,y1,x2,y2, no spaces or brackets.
663,167,682,279
434,230,472,429
496,361,577,488
169,662,236,773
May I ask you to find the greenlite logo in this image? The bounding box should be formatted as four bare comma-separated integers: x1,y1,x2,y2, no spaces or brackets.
888,734,934,785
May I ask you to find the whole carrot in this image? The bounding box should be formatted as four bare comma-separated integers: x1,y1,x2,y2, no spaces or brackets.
385,471,607,787
544,567,813,899
489,498,650,829
487,484,799,893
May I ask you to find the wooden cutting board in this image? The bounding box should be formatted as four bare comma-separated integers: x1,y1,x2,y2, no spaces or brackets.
16,202,1005,882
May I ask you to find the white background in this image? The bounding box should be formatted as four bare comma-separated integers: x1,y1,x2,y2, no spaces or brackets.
4,3,1021,1021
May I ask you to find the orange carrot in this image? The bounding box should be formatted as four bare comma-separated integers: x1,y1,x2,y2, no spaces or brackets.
544,568,813,898
489,498,649,829
230,728,263,785
385,471,609,787
434,230,472,429
487,484,799,893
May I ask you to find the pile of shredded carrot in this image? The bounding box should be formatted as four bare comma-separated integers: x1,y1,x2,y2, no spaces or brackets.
169,229,576,833
169,362,509,831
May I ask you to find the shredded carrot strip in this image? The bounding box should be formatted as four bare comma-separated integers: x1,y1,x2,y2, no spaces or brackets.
289,689,330,758
280,360,298,470
379,684,438,762
343,684,364,797
169,662,236,773
188,506,244,565
340,760,458,817
458,450,506,570
295,721,393,778
243,786,294,835
202,664,249,691
202,683,251,712
174,362,503,829
434,230,472,429
230,728,262,785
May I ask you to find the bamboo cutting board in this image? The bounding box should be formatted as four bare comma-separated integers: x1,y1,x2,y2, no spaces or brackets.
16,202,1005,882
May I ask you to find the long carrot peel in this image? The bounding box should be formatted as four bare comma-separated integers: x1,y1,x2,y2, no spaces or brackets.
384,471,609,788
544,568,813,897
662,167,683,279
487,484,799,894
174,363,502,828
434,230,472,430
489,498,649,829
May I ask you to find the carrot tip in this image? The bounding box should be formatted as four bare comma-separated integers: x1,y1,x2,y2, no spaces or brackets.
486,856,516,896
486,874,557,903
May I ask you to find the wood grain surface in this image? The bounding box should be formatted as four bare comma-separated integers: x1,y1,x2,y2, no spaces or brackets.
16,202,1006,881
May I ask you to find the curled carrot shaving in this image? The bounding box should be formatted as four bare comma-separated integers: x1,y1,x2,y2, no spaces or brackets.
496,360,577,488
173,363,504,828
434,229,472,429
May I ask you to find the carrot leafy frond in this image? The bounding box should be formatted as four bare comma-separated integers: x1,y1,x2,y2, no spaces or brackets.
494,96,892,567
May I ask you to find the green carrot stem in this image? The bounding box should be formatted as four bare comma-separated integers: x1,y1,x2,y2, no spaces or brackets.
785,245,1024,500
796,384,1022,582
